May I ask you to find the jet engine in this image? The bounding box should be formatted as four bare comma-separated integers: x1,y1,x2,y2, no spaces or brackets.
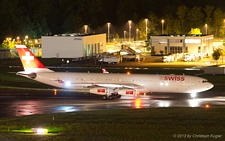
89,87,107,95
117,89,136,97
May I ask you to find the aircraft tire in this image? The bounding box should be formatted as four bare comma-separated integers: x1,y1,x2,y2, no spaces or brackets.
108,96,113,100
103,95,107,100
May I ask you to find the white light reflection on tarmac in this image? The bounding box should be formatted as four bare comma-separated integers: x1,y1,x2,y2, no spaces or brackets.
188,99,199,107
1,94,225,118
55,106,78,112
158,101,170,107
13,100,44,116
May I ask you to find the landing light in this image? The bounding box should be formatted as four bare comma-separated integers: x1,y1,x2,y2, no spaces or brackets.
65,81,71,87
205,104,210,108
127,72,130,75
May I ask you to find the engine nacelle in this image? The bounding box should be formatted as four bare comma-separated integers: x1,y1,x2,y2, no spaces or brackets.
28,73,37,79
118,89,136,97
89,87,107,95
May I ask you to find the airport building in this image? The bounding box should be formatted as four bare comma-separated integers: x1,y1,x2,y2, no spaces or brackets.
42,33,106,58
0,48,10,59
150,34,213,55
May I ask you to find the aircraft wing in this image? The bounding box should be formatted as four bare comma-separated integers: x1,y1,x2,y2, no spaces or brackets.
54,78,143,89
53,79,143,90
94,83,144,89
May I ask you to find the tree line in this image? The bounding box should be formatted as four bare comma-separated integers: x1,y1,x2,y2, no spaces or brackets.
0,0,225,43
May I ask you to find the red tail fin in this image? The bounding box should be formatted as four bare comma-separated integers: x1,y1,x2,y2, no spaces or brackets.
16,45,53,72
102,68,109,73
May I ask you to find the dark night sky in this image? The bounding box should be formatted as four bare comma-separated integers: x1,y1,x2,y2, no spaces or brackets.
0,0,225,42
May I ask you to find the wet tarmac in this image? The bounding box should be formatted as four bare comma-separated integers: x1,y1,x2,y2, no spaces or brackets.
0,89,225,118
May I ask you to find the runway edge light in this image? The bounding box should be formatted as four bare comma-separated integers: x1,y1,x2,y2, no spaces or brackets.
31,128,48,134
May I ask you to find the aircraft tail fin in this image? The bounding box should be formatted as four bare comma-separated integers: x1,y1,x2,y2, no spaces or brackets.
16,45,53,73
102,68,109,73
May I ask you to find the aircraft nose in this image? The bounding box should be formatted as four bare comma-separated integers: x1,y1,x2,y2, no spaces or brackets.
207,82,214,90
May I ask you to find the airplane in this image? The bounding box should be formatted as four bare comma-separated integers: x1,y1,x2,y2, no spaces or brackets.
102,68,109,73
102,68,130,75
16,45,214,100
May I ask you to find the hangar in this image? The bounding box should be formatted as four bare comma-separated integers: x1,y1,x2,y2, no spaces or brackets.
150,34,213,56
42,33,106,58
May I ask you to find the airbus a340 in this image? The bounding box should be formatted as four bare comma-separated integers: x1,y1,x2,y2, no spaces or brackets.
16,45,214,100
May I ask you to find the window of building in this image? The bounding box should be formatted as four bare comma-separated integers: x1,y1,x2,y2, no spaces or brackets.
198,46,201,53
169,46,182,54
151,46,154,52
170,39,182,43
164,46,167,54
152,39,159,43
159,39,167,44
186,47,188,53
185,39,201,43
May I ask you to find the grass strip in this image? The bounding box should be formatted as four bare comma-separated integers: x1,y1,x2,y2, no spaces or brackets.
0,107,224,140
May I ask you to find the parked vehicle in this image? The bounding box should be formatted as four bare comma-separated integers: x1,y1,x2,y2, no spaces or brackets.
183,54,196,62
162,55,175,63
99,56,120,64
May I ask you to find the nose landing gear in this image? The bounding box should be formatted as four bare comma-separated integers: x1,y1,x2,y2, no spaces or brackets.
190,92,196,99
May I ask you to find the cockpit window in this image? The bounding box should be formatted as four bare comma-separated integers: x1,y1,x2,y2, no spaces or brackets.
202,80,208,83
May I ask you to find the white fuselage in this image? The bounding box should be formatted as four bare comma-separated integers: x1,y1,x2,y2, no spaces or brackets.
18,72,214,94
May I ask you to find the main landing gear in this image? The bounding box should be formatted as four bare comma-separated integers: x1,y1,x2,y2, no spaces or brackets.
102,93,121,100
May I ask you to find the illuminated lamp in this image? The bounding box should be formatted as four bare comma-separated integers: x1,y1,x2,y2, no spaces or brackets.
54,89,57,95
135,98,141,108
65,81,71,87
31,128,48,134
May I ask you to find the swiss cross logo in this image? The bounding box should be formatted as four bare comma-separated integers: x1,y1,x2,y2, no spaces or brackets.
22,52,34,64
97,89,106,93
126,91,134,94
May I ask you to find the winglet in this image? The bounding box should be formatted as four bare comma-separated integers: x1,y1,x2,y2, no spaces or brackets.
16,45,53,73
